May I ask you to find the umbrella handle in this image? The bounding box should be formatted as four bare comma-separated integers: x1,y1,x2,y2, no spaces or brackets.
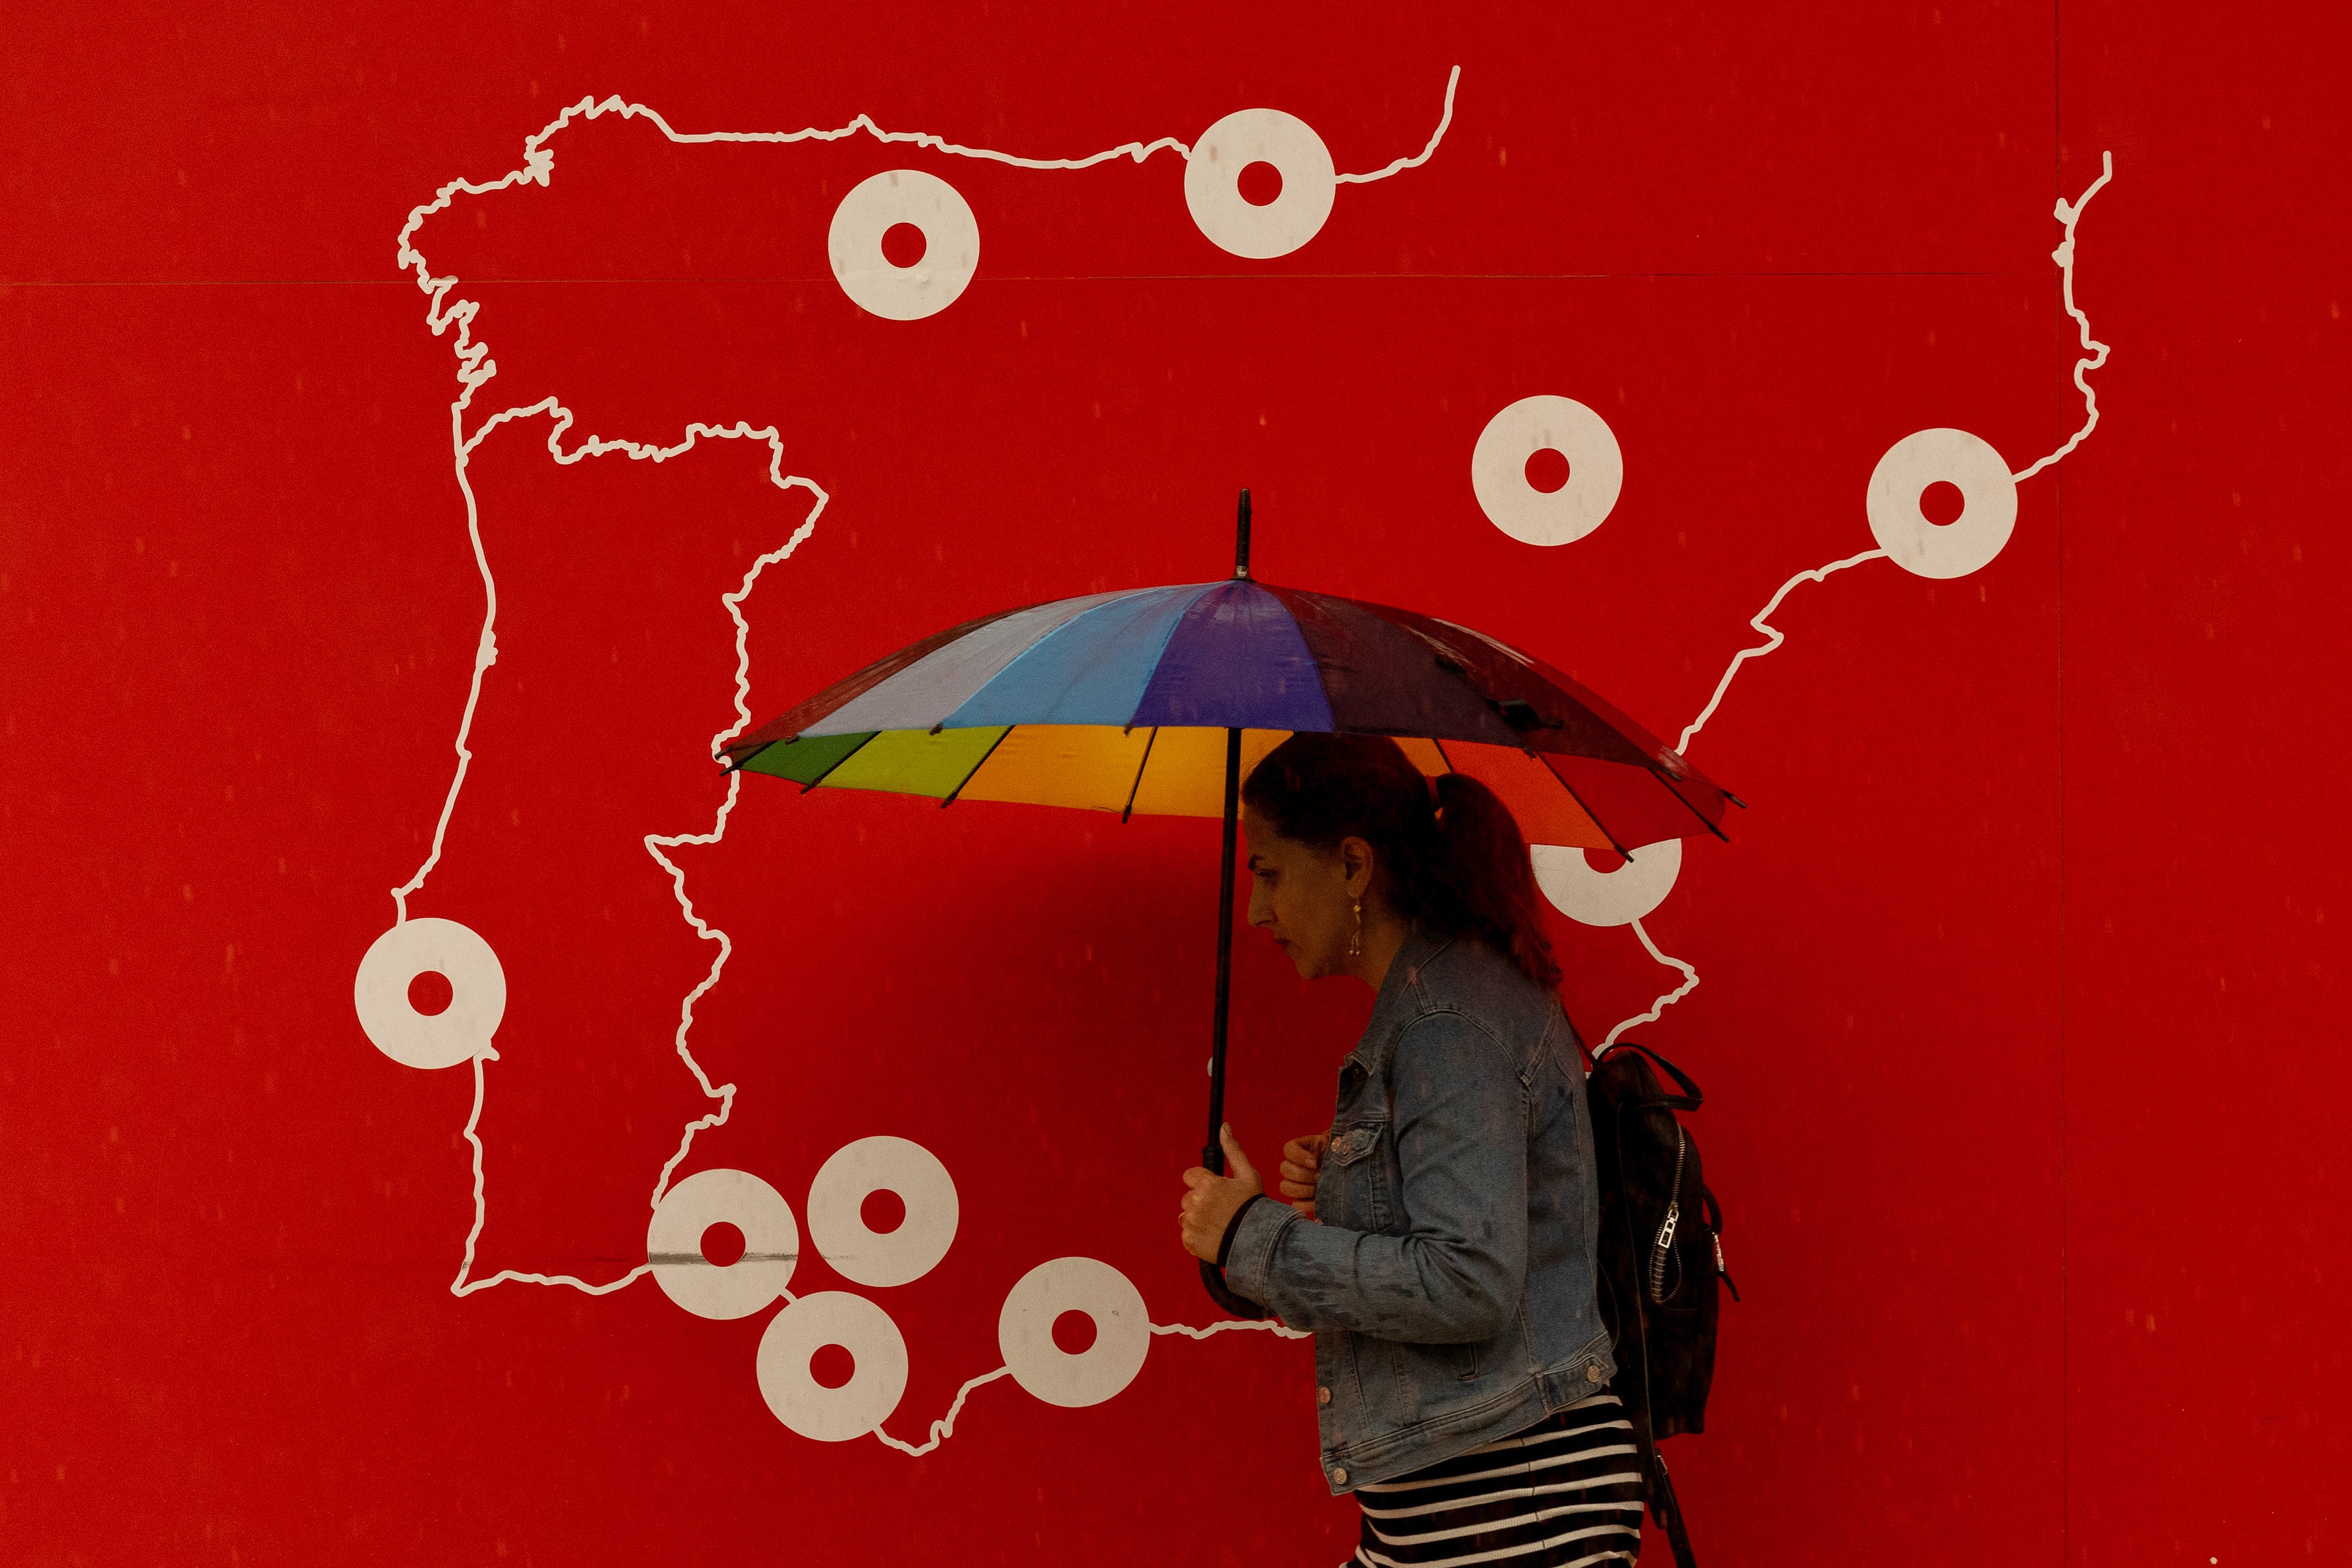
1199,1257,1265,1320
1197,1134,1268,1320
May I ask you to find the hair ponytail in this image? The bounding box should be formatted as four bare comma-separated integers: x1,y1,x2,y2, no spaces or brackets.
1429,770,1563,992
1241,732,1563,992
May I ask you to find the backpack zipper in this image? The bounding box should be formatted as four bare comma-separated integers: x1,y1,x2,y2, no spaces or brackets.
1648,1124,1687,1303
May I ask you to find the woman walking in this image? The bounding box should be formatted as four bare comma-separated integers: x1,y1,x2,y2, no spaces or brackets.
1178,732,1645,1567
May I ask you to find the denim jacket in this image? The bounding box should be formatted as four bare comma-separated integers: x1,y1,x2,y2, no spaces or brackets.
1221,924,1614,1494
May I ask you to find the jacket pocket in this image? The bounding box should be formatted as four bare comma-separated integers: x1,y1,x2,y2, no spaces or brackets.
1324,1119,1389,1231
1382,1337,1489,1425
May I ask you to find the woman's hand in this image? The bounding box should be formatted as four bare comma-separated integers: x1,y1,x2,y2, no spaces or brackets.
1178,1125,1265,1263
1277,1132,1329,1220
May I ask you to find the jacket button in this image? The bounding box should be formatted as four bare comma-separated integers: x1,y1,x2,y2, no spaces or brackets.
1332,1467,1348,1486
1585,1364,1603,1381
1317,1386,1332,1405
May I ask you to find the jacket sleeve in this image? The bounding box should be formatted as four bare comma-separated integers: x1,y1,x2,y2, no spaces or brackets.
1222,1010,1528,1343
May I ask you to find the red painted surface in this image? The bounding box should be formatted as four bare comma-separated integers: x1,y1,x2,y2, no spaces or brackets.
3,3,2343,1563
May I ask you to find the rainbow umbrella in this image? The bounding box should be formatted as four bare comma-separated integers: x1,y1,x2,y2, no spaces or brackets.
718,495,1740,1311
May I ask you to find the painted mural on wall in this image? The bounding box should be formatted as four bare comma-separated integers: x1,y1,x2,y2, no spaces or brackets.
353,62,2109,1462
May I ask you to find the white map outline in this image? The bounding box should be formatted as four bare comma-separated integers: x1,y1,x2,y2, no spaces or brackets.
382,70,1455,1431
409,400,826,1298
872,1317,1313,1457
1595,153,2116,1051
382,72,2105,1457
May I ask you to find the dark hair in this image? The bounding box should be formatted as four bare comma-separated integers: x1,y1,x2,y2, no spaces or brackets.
1241,732,1563,992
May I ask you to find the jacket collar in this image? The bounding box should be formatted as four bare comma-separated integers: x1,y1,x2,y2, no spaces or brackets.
1348,921,1454,1079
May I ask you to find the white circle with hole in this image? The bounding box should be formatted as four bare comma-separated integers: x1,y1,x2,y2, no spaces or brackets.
827,169,980,321
1471,396,1625,546
1184,108,1337,260
1865,427,2018,580
998,1256,1151,1409
353,917,505,1069
646,1168,799,1320
806,1137,959,1289
1531,838,1682,928
757,1291,909,1442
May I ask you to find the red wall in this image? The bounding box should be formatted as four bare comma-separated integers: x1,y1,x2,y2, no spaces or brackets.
5,3,2344,1562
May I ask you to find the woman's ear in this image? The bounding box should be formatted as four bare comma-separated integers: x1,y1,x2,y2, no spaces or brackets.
1339,836,1376,900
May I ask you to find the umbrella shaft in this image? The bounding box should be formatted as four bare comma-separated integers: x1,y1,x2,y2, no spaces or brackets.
1204,725,1242,1174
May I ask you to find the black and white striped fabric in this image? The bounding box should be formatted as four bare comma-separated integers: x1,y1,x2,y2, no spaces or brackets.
1348,1391,1645,1567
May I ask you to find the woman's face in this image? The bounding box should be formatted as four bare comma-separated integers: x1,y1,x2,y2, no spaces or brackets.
1242,805,1372,980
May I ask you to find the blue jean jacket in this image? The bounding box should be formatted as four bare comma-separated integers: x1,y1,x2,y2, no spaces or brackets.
1221,925,1615,1494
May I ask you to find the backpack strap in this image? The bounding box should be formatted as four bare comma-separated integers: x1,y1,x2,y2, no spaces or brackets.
1595,1040,1703,1111
1616,1265,1702,1568
1628,1407,1702,1568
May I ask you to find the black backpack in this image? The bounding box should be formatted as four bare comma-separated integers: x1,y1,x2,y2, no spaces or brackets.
1583,1039,1739,1568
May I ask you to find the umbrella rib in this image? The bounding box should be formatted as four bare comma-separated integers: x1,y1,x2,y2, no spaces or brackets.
1120,727,1160,823
1651,766,1735,844
799,732,879,794
1536,752,1638,863
938,726,1015,809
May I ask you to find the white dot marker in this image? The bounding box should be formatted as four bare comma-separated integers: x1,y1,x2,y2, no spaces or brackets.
806,1136,959,1289
353,917,505,1069
647,1168,799,1321
1472,396,1624,546
1184,108,1337,259
1531,839,1682,928
757,1291,909,1441
998,1257,1150,1409
1865,428,2019,580
828,169,980,321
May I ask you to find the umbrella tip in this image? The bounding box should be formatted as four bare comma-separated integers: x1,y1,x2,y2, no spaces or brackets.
1234,489,1252,580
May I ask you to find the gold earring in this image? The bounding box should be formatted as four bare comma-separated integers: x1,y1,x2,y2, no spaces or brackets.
1348,898,1363,957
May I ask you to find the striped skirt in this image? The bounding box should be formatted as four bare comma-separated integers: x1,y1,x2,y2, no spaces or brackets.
1348,1391,1646,1567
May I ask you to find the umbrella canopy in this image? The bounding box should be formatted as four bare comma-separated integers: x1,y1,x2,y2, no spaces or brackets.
718,578,1734,858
